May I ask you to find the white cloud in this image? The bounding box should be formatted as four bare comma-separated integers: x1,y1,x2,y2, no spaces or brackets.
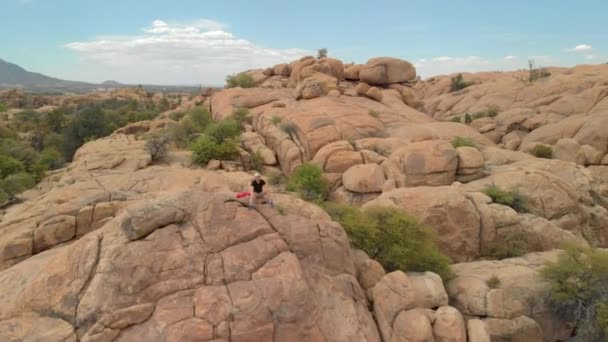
504,55,518,61
65,19,309,85
567,44,593,52
586,55,595,60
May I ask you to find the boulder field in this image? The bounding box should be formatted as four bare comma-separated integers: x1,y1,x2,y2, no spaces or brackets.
1,56,608,341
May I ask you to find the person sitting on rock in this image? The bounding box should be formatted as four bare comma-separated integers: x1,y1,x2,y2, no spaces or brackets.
249,172,273,209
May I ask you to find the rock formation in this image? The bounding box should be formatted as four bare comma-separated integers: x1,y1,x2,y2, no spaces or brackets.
2,56,608,341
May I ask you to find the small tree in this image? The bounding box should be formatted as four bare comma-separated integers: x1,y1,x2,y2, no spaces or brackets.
286,163,328,202
325,204,454,280
541,244,608,340
317,48,328,59
225,72,256,88
450,74,474,92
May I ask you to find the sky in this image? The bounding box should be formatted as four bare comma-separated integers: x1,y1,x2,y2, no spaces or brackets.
1,0,607,86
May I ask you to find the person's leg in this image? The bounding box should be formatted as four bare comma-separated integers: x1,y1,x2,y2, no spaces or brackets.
249,192,256,208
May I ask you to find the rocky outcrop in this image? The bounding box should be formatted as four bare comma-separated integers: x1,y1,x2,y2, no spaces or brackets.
359,57,416,85
447,251,572,342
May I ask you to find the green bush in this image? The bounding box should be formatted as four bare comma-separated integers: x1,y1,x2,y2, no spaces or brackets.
540,244,608,340
484,231,528,259
317,48,328,59
486,276,502,289
169,111,186,121
186,106,212,132
232,107,249,127
449,116,461,123
286,163,328,202
450,74,474,92
0,172,36,199
0,102,7,113
190,135,239,165
325,204,453,280
225,72,256,88
529,145,553,159
204,120,240,144
271,116,282,126
451,136,475,148
484,185,528,213
35,148,65,171
470,106,500,120
0,189,8,205
251,150,264,172
0,139,38,171
369,109,380,118
464,113,472,124
0,155,24,178
145,132,170,161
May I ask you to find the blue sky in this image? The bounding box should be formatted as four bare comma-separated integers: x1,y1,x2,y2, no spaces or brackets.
1,0,606,85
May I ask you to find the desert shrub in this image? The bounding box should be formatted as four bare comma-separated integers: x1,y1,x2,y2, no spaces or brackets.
276,204,286,215
251,150,264,172
470,106,500,120
145,132,170,161
271,116,282,126
484,185,528,213
44,108,68,133
0,189,8,205
369,109,379,118
169,111,186,121
279,121,298,136
0,172,36,199
204,119,240,144
225,72,256,88
186,106,212,132
60,106,113,160
325,204,453,280
464,113,472,124
317,48,328,59
168,107,213,148
35,148,65,171
450,74,474,92
0,155,24,178
0,139,38,171
486,276,502,289
451,136,475,148
232,107,249,127
540,244,608,340
0,102,7,112
268,171,287,185
190,135,239,165
529,144,553,159
450,116,461,123
484,231,528,259
286,163,328,202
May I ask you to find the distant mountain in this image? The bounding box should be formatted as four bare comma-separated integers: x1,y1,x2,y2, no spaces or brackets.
0,58,100,93
0,59,202,93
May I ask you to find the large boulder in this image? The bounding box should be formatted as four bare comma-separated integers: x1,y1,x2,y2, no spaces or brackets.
433,306,467,342
456,146,485,182
342,164,386,193
359,57,416,85
0,190,382,342
241,132,277,165
447,251,572,341
385,140,458,187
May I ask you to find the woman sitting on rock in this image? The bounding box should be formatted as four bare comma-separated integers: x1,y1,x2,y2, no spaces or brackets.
249,172,273,209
